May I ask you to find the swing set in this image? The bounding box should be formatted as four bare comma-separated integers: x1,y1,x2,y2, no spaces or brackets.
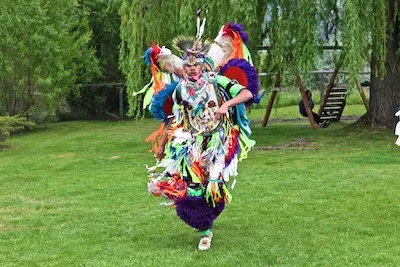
260,56,370,128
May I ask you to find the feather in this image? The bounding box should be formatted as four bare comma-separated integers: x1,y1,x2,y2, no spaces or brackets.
219,58,259,104
207,23,253,69
143,47,153,66
150,81,178,121
173,36,212,54
157,54,183,74
224,22,249,46
196,8,201,39
198,17,206,39
207,43,225,69
148,174,187,201
172,36,195,54
254,90,266,104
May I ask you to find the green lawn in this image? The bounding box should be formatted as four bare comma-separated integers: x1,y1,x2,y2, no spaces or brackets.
1,105,399,266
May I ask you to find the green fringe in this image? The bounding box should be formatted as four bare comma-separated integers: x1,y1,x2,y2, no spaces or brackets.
221,183,232,203
242,43,253,66
195,134,203,149
206,132,223,151
238,130,256,161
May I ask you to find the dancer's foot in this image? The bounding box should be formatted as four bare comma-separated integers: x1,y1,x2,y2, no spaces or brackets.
198,232,213,251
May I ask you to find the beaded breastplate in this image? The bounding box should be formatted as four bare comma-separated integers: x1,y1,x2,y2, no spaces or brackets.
179,75,222,135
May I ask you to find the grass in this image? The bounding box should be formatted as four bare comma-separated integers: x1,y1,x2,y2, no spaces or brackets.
1,105,399,266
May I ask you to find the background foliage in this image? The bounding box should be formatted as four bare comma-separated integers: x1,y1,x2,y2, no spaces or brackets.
0,0,100,120
0,0,396,127
63,0,125,120
119,0,267,117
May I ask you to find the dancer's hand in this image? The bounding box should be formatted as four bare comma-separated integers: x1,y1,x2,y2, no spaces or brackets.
156,146,165,161
215,104,228,120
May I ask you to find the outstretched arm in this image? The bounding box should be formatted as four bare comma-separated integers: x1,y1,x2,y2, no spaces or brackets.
215,89,253,120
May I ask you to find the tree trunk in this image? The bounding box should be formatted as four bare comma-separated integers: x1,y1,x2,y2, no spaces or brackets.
370,0,400,129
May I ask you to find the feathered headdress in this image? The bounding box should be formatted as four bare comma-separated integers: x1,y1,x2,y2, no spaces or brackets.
172,8,211,67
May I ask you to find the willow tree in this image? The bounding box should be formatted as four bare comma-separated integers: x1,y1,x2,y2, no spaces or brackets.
119,0,267,117
265,0,398,129
370,0,399,129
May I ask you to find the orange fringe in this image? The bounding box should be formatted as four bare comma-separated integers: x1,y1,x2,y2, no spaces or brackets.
157,174,187,201
191,161,205,183
225,31,244,63
232,31,244,59
210,181,222,204
145,123,165,153
151,64,165,93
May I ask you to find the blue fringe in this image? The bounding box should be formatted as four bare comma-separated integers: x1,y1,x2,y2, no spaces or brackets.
254,90,266,104
142,47,152,66
150,82,178,122
235,104,251,136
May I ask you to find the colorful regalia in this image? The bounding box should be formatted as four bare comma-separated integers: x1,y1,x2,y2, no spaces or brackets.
140,11,264,249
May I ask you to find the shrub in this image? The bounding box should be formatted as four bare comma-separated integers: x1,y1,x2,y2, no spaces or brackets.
0,116,36,143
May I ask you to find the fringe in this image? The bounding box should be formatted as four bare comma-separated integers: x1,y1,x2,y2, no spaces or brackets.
145,123,166,153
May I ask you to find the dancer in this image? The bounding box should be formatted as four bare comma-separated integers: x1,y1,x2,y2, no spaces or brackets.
143,12,260,250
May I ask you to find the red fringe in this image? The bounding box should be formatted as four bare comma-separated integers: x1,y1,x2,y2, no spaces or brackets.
225,126,240,162
156,174,187,201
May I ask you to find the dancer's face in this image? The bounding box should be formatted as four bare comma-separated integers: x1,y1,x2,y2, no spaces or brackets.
184,63,202,77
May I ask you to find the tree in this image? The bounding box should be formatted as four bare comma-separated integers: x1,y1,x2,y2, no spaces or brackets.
119,0,267,117
0,0,100,120
370,0,400,128
82,0,123,83
120,1,399,128
264,0,397,129
63,0,125,120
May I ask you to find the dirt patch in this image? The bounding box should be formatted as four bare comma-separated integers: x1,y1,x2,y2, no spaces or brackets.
51,153,76,158
254,138,317,150
0,144,10,151
252,115,361,124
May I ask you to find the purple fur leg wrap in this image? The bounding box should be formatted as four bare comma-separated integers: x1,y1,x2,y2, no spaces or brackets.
175,196,225,231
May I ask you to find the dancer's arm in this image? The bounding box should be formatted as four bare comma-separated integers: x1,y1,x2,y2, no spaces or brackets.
215,89,252,120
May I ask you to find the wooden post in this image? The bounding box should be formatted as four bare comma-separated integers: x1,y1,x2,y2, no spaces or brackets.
296,73,318,128
357,82,369,111
262,91,277,127
262,72,281,127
